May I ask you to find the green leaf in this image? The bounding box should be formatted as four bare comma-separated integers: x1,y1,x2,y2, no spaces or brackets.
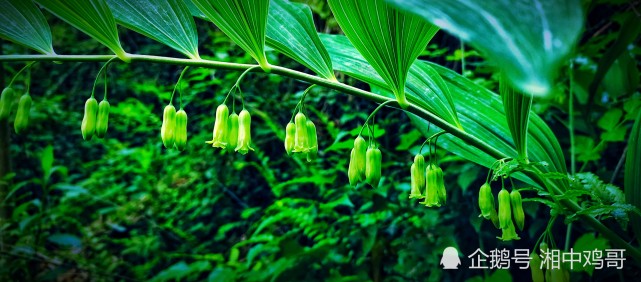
40,148,54,176
588,13,641,105
501,75,533,160
600,125,626,142
47,233,82,248
327,0,439,108
322,34,567,186
321,34,462,129
266,0,335,80
150,261,190,282
457,164,481,192
603,52,639,98
106,0,200,59
40,145,53,182
388,0,584,97
485,269,512,282
36,0,129,62
623,98,641,121
572,233,609,275
625,111,641,243
574,135,600,162
395,129,422,151
0,0,54,54
597,108,623,130
192,0,271,70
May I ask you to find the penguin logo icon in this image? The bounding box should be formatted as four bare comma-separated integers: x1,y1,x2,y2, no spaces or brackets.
440,247,461,269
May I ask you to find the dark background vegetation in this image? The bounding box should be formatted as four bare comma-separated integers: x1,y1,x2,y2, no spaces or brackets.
0,0,639,281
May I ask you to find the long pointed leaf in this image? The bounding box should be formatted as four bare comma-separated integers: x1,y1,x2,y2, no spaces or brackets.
321,34,566,184
0,0,54,54
388,0,584,97
327,0,439,108
625,111,641,242
266,0,335,80
36,0,129,62
320,34,462,130
106,0,200,59
183,0,205,18
192,0,270,71
501,74,533,161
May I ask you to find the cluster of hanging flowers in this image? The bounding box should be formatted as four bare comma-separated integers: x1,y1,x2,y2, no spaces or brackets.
477,160,526,241
284,111,318,161
207,94,254,155
284,85,318,162
347,135,382,188
408,133,447,207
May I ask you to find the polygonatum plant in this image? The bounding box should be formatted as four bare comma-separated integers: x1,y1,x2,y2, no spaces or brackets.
1,0,641,268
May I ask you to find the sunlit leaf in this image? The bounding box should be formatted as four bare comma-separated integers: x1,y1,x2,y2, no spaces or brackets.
322,34,566,186
107,0,200,59
36,0,129,62
192,0,271,70
0,0,54,54
266,0,335,80
500,74,533,161
183,0,205,18
320,34,461,130
327,0,439,108
388,0,584,97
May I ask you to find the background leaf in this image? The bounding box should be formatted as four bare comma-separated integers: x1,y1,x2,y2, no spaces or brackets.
572,233,610,275
388,0,584,97
625,111,641,243
266,0,335,80
587,13,641,108
36,0,129,62
192,0,270,70
0,0,54,54
107,0,200,59
327,0,439,108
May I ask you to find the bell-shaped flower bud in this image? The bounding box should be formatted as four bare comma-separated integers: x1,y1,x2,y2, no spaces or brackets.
227,112,239,151
348,148,359,186
478,183,496,219
94,100,110,138
510,190,525,231
354,136,367,180
161,104,176,148
421,164,441,207
409,154,425,199
497,218,520,241
206,104,229,149
433,165,446,204
285,122,296,155
498,188,512,229
235,109,254,155
0,87,16,120
81,97,99,141
293,112,308,152
365,146,382,188
530,252,544,282
174,109,188,151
